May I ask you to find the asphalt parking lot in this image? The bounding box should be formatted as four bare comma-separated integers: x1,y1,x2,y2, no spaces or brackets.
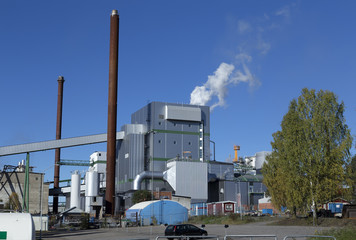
37,221,335,240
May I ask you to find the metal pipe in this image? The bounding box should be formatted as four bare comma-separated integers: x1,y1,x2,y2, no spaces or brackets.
26,153,29,212
22,152,30,212
53,76,65,214
105,9,119,215
133,171,164,190
210,140,215,161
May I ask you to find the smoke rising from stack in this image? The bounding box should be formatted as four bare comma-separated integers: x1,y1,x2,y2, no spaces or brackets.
190,3,297,110
190,54,259,110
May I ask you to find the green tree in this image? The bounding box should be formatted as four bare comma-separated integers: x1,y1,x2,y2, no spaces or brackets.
5,192,22,211
351,154,356,203
132,190,153,204
262,88,353,220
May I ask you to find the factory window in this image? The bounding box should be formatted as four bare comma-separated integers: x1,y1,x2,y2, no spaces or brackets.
158,122,161,125
188,142,191,145
173,123,177,126
158,140,161,144
173,141,177,144
188,124,191,127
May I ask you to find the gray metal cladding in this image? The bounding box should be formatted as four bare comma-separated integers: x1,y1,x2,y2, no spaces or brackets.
165,105,201,122
117,102,211,193
116,133,144,192
128,134,145,179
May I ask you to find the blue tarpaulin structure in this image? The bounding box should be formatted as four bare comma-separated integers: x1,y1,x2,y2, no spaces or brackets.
190,202,207,216
126,200,188,226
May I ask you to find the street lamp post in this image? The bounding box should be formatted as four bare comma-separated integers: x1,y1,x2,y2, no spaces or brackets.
146,129,156,225
239,178,242,220
147,130,156,200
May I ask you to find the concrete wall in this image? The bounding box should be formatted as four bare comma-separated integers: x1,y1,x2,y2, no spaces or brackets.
0,171,49,214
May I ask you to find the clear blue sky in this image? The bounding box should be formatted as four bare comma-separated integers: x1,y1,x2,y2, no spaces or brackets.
1,0,355,183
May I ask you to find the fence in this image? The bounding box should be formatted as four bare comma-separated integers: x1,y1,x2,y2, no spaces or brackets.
224,235,277,240
155,235,336,240
283,236,336,240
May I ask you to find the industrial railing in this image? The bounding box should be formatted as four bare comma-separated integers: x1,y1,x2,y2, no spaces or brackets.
155,235,219,240
154,235,336,240
283,236,336,240
224,235,277,240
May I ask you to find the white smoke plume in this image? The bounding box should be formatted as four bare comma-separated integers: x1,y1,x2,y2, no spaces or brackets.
190,58,258,110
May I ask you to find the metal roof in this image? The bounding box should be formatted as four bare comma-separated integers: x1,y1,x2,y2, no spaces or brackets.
236,174,263,182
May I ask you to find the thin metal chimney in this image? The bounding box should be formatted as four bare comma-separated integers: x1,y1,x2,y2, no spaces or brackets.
105,9,119,215
53,75,65,214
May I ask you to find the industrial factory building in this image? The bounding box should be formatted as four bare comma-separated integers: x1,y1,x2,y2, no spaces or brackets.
115,102,210,209
0,101,270,219
59,102,270,217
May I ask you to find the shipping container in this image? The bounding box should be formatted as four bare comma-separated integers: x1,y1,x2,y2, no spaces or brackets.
262,208,273,215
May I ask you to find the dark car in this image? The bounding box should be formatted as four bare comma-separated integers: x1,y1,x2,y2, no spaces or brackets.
165,224,208,239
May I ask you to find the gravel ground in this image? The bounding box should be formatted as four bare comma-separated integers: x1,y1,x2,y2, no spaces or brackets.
37,221,336,240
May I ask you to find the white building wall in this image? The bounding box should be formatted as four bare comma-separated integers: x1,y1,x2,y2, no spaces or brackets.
90,152,106,173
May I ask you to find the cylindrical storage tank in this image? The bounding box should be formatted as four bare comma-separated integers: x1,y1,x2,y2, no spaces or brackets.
85,171,99,197
85,196,91,213
0,213,35,240
70,171,81,209
255,151,270,170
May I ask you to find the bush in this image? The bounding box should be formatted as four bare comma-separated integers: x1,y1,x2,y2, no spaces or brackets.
80,213,89,229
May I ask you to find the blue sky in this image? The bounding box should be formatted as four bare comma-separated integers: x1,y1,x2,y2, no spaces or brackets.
1,0,355,183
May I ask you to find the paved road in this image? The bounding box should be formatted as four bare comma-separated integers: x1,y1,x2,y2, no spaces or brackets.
38,221,335,240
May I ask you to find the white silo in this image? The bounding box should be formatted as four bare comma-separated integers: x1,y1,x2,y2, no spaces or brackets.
84,170,99,213
85,170,99,197
255,151,271,170
70,171,81,209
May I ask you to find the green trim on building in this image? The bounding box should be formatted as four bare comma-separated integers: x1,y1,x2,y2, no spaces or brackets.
117,179,134,184
152,129,210,137
0,231,7,239
153,129,199,135
153,158,202,162
90,160,107,167
153,157,170,162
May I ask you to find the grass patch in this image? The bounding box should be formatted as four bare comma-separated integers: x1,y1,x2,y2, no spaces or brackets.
270,216,356,227
188,214,273,225
312,226,356,240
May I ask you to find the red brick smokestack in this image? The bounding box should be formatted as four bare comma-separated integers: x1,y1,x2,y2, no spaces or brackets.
53,76,65,214
105,10,119,215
